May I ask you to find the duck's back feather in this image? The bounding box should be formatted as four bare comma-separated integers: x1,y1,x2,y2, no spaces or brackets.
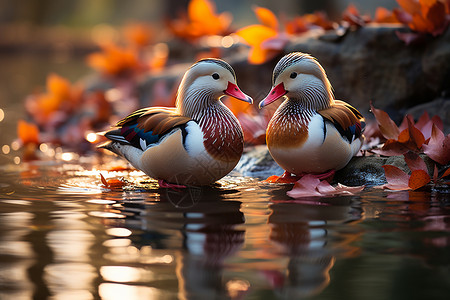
105,107,191,151
318,100,365,143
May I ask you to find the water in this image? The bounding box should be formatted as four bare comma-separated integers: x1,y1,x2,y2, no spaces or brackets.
0,153,449,300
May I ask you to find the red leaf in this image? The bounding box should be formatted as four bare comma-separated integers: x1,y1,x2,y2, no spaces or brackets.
441,167,450,179
423,124,450,165
403,151,428,172
287,175,322,198
100,173,108,186
287,175,365,198
407,116,425,149
370,103,400,140
408,169,431,190
382,165,410,190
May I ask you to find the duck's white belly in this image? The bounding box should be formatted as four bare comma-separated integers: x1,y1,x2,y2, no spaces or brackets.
268,116,359,174
140,124,238,185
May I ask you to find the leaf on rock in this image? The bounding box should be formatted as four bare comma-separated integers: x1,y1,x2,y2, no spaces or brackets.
403,151,428,172
17,120,39,145
408,169,431,190
382,165,410,190
423,124,450,165
370,103,400,140
254,6,279,30
235,7,287,64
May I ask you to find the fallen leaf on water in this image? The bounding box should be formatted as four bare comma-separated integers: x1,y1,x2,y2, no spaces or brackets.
100,173,126,189
286,174,364,198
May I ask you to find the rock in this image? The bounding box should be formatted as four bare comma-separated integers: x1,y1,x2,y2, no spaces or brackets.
237,146,446,187
235,145,283,178
284,25,450,123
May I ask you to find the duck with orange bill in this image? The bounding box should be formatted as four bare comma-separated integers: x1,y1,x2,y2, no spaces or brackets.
100,58,253,188
259,52,365,183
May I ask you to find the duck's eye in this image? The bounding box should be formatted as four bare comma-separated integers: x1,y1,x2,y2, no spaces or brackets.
290,72,297,79
212,73,220,80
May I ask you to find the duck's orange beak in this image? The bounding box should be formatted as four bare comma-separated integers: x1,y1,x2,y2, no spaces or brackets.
224,82,253,104
259,83,287,108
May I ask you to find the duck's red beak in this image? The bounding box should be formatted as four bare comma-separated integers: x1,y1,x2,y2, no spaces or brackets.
224,82,253,104
259,83,287,108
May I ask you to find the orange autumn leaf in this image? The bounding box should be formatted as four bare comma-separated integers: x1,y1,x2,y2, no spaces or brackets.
25,73,83,124
100,173,126,189
408,169,431,190
254,6,279,30
342,4,371,27
87,43,142,76
123,23,153,47
375,7,401,23
18,120,39,145
235,6,288,64
168,0,232,41
395,0,449,36
370,103,400,140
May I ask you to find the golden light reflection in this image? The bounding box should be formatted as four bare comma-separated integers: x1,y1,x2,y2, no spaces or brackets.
88,211,126,219
2,145,10,154
103,238,132,248
0,108,4,122
106,228,132,237
11,141,20,151
100,266,141,283
99,283,157,300
226,279,250,298
86,199,116,205
44,263,96,299
14,156,20,164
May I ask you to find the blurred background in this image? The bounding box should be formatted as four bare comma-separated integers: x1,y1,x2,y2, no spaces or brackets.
0,0,396,152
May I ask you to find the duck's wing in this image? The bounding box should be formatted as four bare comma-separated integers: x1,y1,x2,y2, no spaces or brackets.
104,107,191,151
318,100,365,143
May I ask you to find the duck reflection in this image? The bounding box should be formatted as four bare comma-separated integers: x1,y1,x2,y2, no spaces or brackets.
267,197,362,298
108,186,245,299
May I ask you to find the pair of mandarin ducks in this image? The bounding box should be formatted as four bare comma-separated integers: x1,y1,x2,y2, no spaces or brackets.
101,52,365,188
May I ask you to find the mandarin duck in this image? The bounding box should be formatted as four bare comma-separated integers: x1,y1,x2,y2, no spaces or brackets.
259,52,365,182
101,58,252,187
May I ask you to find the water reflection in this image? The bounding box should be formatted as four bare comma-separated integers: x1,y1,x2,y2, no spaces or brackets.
101,186,245,299
266,197,362,298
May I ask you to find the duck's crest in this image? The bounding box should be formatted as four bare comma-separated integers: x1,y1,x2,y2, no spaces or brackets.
272,53,311,84
194,58,236,81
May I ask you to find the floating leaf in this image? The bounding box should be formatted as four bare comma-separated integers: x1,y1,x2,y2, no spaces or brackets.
287,174,364,198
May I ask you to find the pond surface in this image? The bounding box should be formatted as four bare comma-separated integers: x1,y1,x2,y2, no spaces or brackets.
0,153,449,300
